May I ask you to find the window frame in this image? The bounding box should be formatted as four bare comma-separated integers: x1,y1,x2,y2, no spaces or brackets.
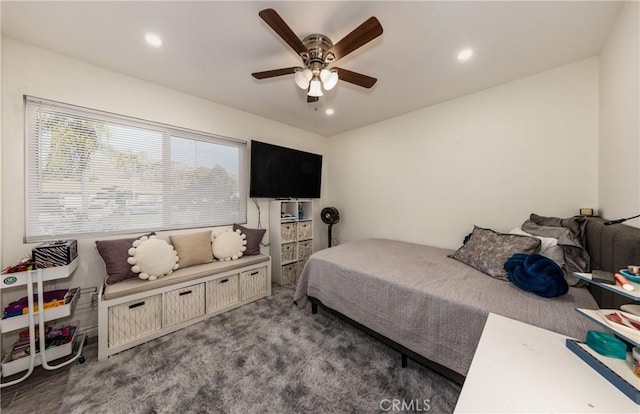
24,95,247,242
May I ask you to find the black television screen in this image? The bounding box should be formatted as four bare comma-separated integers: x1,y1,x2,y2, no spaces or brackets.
250,140,322,198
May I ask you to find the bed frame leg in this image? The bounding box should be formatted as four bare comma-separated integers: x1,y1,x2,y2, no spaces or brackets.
312,303,318,314
401,353,408,368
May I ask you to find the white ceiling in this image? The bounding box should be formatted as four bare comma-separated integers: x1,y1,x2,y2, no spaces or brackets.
1,1,622,137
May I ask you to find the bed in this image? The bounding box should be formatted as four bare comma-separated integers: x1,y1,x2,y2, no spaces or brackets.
293,216,640,384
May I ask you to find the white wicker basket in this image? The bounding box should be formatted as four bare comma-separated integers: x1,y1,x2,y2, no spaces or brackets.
108,294,162,347
298,240,313,261
281,264,297,285
280,223,297,244
281,243,297,264
206,274,239,313
163,283,205,327
240,268,267,301
297,221,313,241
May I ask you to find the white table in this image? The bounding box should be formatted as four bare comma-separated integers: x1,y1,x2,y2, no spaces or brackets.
454,313,638,413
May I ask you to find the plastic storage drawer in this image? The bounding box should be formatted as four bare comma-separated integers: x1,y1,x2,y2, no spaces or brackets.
163,283,205,327
298,240,313,261
281,223,297,244
108,294,162,347
240,267,267,301
297,221,313,241
281,243,297,264
281,264,297,285
206,274,239,313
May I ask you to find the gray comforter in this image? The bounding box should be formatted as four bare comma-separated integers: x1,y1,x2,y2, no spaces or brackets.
293,238,599,377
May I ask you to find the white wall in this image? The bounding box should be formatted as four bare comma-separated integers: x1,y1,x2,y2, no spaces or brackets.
599,1,640,228
6,8,637,344
327,58,599,249
1,38,328,338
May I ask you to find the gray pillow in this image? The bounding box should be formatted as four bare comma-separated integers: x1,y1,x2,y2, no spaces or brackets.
96,236,142,285
529,213,587,245
233,224,265,256
449,226,541,281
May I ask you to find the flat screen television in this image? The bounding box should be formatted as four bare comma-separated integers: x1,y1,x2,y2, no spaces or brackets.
249,140,322,199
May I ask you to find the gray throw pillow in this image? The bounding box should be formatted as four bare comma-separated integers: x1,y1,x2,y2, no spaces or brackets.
449,226,541,281
96,236,142,285
529,213,588,245
233,224,265,256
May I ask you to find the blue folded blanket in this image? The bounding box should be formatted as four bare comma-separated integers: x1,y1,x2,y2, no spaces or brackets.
504,253,568,297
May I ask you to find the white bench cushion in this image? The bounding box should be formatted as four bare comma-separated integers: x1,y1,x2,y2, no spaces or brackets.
103,255,269,300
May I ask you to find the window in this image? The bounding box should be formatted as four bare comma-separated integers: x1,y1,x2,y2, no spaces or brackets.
25,96,247,241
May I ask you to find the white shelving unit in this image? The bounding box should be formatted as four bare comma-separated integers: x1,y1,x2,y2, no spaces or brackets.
270,200,314,285
0,259,86,387
569,272,640,404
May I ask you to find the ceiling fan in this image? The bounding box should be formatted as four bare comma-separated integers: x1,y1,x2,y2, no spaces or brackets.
251,8,383,103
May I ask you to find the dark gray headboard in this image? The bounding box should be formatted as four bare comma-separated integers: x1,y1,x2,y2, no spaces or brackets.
583,217,640,307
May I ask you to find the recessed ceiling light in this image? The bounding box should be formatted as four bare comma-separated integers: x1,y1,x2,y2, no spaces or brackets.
145,33,163,48
457,48,473,61
325,108,335,115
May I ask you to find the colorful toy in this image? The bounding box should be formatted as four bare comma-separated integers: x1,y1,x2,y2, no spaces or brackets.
2,257,37,274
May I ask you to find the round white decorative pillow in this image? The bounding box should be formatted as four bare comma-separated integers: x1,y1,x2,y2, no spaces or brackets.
127,235,179,281
212,229,247,261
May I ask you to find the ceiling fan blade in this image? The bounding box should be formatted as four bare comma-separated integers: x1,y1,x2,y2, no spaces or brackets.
328,17,383,61
252,67,298,79
335,68,377,88
259,9,308,56
307,96,319,103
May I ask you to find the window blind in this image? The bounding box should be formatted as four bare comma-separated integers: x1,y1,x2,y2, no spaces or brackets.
25,96,247,241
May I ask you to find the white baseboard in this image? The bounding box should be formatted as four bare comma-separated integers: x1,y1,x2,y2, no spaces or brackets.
78,324,98,338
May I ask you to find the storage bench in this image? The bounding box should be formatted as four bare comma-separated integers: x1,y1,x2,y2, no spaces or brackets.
98,255,271,360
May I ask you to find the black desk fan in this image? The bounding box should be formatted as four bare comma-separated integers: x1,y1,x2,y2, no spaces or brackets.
321,207,340,247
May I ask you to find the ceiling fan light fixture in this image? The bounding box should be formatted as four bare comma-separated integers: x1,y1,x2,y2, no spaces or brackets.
319,69,331,83
308,79,323,97
321,70,339,90
294,68,313,89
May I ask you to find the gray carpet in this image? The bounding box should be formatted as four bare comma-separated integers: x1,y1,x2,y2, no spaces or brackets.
60,286,461,413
